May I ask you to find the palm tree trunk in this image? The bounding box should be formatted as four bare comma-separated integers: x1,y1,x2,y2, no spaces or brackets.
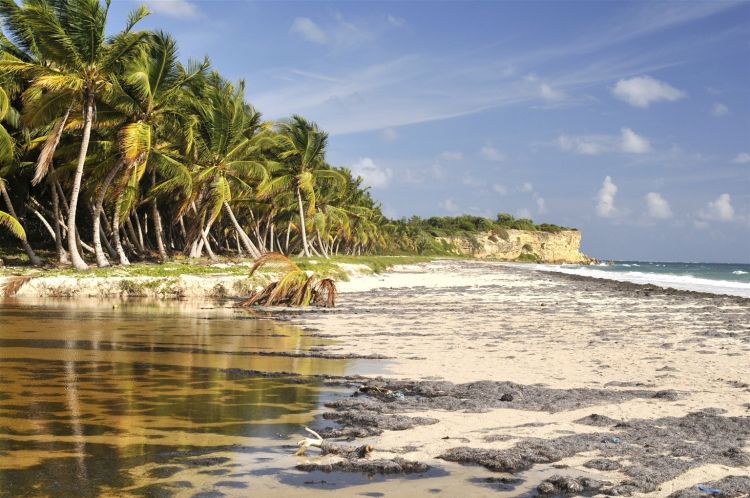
125,217,142,256
112,193,130,265
223,201,261,258
66,91,95,270
0,184,42,266
296,188,310,257
201,218,218,261
92,160,123,267
50,180,70,264
285,222,291,254
99,211,117,259
150,169,167,261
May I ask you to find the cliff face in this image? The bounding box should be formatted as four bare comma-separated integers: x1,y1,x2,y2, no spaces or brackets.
442,229,594,264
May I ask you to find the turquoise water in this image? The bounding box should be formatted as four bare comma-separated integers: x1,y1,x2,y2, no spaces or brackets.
525,261,750,298
597,261,750,283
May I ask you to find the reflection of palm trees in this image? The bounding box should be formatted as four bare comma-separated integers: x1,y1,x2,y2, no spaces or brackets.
63,358,89,484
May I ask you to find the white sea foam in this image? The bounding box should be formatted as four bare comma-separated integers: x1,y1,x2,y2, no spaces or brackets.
509,264,750,298
733,270,748,275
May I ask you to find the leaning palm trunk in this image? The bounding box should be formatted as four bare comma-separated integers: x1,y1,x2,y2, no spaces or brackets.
112,193,130,265
50,179,70,264
296,188,311,257
92,161,124,267
0,184,42,266
67,92,95,270
151,201,167,261
223,201,261,259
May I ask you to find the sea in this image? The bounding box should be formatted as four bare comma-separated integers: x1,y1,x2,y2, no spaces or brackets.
524,261,750,298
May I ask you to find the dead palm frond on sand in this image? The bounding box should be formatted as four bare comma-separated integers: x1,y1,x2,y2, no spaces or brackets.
239,252,336,307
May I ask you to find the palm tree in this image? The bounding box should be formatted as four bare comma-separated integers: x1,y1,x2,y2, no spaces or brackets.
187,75,269,259
0,85,41,264
0,0,150,269
88,31,207,266
262,115,342,257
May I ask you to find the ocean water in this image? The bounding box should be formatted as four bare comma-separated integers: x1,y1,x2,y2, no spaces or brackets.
524,261,750,298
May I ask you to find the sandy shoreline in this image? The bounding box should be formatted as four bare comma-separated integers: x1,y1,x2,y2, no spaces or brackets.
292,260,750,496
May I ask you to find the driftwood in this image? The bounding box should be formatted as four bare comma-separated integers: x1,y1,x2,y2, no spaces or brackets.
294,426,373,457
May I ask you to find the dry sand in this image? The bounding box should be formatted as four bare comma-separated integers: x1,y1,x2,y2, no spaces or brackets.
292,259,750,497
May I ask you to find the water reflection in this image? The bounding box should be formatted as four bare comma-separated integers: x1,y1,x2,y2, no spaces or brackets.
0,299,349,496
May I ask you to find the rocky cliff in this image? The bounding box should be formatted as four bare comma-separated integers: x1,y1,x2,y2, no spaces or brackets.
441,229,594,264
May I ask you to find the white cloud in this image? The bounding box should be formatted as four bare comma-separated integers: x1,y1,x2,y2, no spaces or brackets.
539,83,566,101
558,129,651,155
492,184,508,195
557,134,607,155
350,157,392,188
732,152,750,164
612,76,686,108
620,127,651,154
645,192,672,219
699,193,734,221
290,17,328,44
712,102,729,117
596,176,618,218
380,128,398,141
440,151,463,161
148,0,199,18
521,182,534,193
480,144,505,162
440,198,460,213
387,14,406,27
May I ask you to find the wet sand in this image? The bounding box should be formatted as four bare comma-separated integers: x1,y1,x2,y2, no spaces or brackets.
291,260,750,496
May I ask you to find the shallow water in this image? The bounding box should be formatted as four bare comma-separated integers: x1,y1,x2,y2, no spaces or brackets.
0,298,592,497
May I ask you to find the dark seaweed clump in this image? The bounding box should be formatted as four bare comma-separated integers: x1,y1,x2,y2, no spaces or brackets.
440,411,750,495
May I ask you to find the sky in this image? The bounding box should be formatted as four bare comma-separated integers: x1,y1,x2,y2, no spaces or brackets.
109,0,750,263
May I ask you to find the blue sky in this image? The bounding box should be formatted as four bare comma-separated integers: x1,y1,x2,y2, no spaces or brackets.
110,0,750,262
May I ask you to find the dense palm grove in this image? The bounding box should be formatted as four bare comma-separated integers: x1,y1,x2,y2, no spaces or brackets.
0,0,395,269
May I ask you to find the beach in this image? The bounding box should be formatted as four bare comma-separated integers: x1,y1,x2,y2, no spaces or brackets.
1,259,748,497
291,259,750,496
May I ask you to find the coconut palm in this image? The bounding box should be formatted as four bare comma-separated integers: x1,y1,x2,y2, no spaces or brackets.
261,116,343,257
0,85,42,264
0,0,150,269
187,75,270,259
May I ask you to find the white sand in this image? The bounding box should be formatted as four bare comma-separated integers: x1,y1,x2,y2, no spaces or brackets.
295,260,750,496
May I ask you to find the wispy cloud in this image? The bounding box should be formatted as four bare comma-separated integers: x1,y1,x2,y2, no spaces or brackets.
440,151,463,161
732,152,750,164
480,144,505,162
699,193,735,221
620,128,651,154
712,102,729,117
147,0,199,18
350,157,392,188
645,192,673,219
290,17,328,44
596,176,618,218
557,128,651,155
612,76,686,108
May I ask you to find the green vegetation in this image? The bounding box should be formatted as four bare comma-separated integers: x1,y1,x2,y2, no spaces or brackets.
386,214,572,254
0,1,574,271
